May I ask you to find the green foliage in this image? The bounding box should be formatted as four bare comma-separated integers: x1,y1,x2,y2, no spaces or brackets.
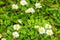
0,0,60,40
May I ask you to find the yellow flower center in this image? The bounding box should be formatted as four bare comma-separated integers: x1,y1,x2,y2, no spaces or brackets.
13,6,16,8
40,29,44,32
16,26,18,28
30,8,32,12
14,34,16,37
22,1,25,4
48,32,51,34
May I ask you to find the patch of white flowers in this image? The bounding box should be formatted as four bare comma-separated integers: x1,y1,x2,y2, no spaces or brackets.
12,1,42,13
12,24,21,38
34,23,53,36
11,0,54,38
12,19,22,38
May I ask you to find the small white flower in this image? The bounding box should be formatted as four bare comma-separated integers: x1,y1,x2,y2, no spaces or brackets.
25,9,30,13
45,24,52,29
20,0,27,6
12,4,18,9
25,8,35,13
12,31,19,38
46,30,53,35
13,24,20,30
34,25,40,29
0,34,2,38
1,38,6,40
39,27,45,34
18,19,22,23
29,8,35,13
35,3,42,8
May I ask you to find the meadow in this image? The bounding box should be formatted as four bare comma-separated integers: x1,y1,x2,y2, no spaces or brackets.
0,0,60,40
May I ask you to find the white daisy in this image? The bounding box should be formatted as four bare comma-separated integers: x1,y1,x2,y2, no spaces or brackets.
29,8,35,13
35,3,42,8
25,8,35,13
20,0,27,6
12,31,19,38
13,24,20,30
39,27,45,34
18,19,22,23
1,38,6,40
0,34,2,38
46,30,53,35
34,25,40,29
12,4,18,9
45,24,52,29
25,9,30,13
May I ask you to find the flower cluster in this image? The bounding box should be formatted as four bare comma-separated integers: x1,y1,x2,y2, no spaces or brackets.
0,0,59,40
11,0,53,39
12,0,42,13
12,0,43,38
34,24,53,36
12,19,22,38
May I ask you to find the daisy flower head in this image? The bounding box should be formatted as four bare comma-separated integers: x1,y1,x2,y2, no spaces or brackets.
35,3,42,8
39,27,45,34
29,8,35,13
45,24,52,29
25,8,35,13
12,4,18,9
25,9,30,13
12,31,19,38
1,38,6,40
13,24,20,30
20,0,27,6
46,30,53,36
34,25,40,29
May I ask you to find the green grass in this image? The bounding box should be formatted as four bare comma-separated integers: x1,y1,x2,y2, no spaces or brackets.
0,0,60,40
